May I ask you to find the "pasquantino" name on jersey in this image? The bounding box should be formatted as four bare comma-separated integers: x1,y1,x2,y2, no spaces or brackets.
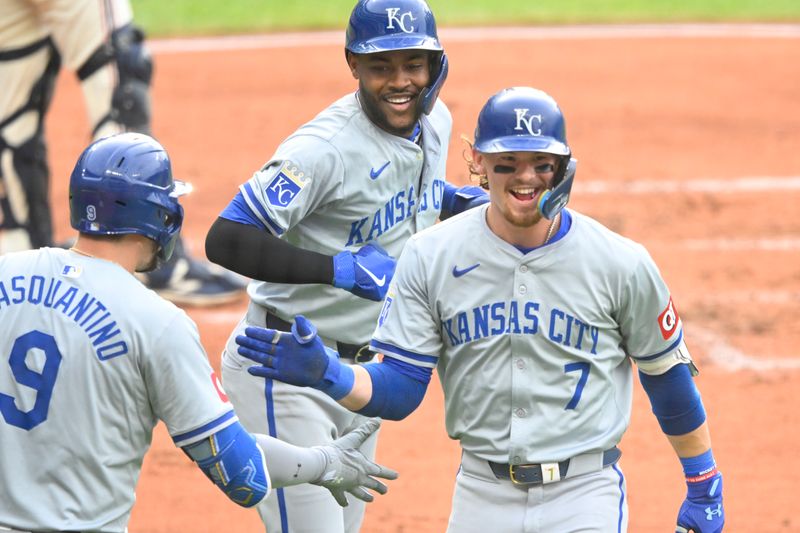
346,180,445,246
0,275,129,360
442,300,600,353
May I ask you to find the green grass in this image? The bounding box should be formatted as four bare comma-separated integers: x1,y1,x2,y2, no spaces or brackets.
132,0,800,37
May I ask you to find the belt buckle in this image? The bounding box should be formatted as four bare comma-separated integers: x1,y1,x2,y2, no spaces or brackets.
353,345,374,364
508,463,539,485
508,462,562,485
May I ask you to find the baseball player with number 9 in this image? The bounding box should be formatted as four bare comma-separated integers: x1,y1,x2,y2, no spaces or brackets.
0,133,397,533
236,87,725,532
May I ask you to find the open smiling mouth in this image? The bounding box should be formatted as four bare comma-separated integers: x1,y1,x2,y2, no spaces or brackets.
509,186,544,202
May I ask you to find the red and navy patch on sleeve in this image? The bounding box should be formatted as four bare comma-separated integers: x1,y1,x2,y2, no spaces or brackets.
211,371,229,403
658,297,680,340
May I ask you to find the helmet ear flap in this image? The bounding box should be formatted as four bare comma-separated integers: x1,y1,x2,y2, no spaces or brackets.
538,158,577,220
419,52,448,115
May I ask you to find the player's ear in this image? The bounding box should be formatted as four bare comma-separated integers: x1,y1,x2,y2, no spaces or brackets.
472,149,487,176
346,51,359,79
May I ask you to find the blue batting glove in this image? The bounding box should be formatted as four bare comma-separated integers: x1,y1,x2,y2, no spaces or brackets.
676,450,724,533
332,243,395,301
440,184,489,220
235,315,355,400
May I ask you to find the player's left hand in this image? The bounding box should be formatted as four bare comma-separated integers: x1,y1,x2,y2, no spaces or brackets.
313,418,399,506
675,471,724,533
440,184,489,220
236,315,353,399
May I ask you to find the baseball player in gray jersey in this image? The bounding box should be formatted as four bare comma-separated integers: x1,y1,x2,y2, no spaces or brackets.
0,0,246,305
236,87,725,533
205,1,487,531
0,133,396,533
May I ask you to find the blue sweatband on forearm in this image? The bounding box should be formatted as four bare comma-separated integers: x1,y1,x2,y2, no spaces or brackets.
356,357,431,420
680,448,716,477
314,346,355,401
639,364,706,436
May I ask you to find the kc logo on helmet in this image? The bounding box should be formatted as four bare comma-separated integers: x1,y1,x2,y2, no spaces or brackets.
514,109,543,136
386,8,416,33
657,296,680,340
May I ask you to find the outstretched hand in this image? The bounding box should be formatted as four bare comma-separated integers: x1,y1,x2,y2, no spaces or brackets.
236,315,331,385
314,418,399,506
236,315,355,400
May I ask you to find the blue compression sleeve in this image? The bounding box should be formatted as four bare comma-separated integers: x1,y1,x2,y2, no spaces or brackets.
639,364,706,436
183,421,269,507
356,357,432,420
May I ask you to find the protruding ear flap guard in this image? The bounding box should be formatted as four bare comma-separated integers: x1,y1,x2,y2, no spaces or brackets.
537,158,577,220
419,53,448,115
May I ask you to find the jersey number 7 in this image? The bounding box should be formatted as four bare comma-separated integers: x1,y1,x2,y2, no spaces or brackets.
564,361,590,410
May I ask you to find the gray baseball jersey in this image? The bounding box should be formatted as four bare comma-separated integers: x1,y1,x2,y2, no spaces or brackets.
0,248,236,532
372,206,689,464
221,91,452,533
237,92,451,344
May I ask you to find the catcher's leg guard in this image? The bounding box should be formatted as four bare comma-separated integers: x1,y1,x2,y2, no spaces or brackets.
0,38,60,251
110,24,153,135
11,133,51,249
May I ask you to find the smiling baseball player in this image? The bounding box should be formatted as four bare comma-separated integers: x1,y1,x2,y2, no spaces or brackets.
204,1,487,531
236,87,725,532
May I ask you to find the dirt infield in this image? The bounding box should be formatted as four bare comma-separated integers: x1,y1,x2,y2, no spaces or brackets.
45,27,799,532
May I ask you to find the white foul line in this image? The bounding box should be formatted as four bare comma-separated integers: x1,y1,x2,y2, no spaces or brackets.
690,325,800,372
679,237,800,252
577,176,800,195
148,23,800,54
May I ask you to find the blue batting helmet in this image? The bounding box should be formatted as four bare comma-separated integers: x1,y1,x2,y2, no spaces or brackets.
69,133,189,263
474,87,576,219
345,0,448,114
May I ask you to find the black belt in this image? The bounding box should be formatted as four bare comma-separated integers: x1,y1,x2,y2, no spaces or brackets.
488,447,621,485
264,311,375,364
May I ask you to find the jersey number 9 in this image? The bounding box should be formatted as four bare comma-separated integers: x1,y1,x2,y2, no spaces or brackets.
0,331,63,430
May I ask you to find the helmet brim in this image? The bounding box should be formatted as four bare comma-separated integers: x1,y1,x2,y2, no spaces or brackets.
347,34,442,54
474,135,570,155
170,180,193,198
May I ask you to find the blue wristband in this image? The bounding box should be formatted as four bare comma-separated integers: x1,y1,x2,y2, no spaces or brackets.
314,346,355,400
332,251,355,290
680,449,716,478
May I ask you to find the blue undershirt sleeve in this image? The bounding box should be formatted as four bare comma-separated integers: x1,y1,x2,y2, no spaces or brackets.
356,356,432,421
638,364,707,436
220,191,267,229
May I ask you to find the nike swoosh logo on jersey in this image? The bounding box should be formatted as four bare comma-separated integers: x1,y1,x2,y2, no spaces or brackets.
452,263,480,277
370,161,391,180
357,263,387,286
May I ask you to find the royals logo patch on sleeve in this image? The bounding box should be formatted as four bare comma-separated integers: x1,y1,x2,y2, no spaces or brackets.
658,297,680,340
378,295,394,327
265,161,308,208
